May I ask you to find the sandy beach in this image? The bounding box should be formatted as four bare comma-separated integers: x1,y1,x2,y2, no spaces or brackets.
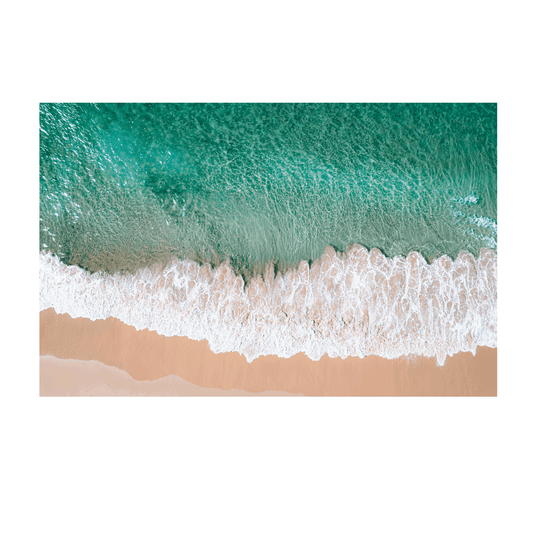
40,355,301,396
40,308,497,396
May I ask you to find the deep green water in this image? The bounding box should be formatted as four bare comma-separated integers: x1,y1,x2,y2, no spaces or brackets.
39,103,497,280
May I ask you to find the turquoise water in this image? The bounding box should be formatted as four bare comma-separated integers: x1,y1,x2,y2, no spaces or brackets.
40,103,497,279
39,103,497,363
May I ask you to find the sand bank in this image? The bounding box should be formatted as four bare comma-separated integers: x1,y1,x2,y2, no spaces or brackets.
40,308,496,396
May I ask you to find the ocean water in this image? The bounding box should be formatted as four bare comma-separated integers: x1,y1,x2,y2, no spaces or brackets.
39,103,497,364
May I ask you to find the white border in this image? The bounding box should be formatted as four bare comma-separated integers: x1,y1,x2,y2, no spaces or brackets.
18,84,516,415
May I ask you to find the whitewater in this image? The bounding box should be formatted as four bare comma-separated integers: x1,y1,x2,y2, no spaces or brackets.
40,243,497,366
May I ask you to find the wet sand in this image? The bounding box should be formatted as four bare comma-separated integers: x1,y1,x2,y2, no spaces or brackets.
40,308,497,396
40,355,301,396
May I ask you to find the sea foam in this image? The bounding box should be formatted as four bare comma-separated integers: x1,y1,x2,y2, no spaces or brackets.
39,245,497,365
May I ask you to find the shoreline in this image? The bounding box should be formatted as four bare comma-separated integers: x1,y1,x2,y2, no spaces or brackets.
40,308,497,396
40,356,301,396
40,246,497,365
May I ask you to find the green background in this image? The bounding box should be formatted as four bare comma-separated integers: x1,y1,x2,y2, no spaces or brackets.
0,1,532,531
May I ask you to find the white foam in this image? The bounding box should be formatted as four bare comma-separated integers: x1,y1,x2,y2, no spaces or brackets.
39,245,497,366
452,194,480,205
468,215,498,235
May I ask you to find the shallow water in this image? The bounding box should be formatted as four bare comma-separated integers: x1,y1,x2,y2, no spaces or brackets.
39,246,496,365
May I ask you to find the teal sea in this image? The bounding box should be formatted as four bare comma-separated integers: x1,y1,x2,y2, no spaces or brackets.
39,103,497,364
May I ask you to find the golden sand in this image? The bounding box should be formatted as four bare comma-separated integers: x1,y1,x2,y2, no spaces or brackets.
40,308,496,396
40,355,301,396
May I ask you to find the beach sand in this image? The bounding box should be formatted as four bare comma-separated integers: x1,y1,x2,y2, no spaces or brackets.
40,356,301,396
40,308,497,396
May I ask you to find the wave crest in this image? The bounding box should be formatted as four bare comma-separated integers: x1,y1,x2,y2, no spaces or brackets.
39,245,497,365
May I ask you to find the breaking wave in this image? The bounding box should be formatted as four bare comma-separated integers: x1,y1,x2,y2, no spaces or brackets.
39,244,497,366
